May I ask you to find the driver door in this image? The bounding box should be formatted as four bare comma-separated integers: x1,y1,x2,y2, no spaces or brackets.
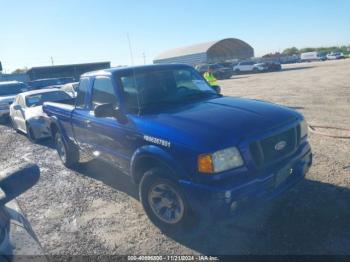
84,76,133,171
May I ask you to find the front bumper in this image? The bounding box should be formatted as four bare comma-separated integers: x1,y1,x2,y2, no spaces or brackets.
179,145,312,219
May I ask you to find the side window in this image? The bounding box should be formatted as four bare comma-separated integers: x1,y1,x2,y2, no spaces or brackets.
91,77,118,110
76,78,89,109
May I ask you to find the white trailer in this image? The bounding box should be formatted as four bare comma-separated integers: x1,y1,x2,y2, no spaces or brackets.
300,52,325,62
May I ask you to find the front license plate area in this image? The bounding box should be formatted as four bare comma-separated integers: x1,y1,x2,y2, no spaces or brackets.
275,165,293,188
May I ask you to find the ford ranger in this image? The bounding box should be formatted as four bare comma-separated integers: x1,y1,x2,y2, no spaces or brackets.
43,64,312,231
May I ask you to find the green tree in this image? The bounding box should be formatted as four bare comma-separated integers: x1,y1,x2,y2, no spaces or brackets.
299,47,317,53
11,67,28,74
282,47,299,55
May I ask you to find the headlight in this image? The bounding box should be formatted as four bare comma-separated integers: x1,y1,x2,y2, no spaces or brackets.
300,119,308,138
198,147,244,174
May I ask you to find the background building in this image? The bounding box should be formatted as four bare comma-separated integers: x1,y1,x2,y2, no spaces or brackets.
26,62,111,81
0,73,29,83
154,38,254,65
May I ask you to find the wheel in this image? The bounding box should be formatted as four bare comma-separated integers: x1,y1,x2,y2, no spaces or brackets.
234,69,240,74
139,167,195,233
253,67,259,73
54,131,79,168
26,124,37,143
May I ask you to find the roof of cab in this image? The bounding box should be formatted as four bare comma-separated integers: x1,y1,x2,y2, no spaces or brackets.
80,64,193,78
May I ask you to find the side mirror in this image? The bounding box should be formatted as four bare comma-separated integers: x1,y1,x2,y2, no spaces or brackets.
13,104,21,110
94,103,128,123
0,164,40,206
94,103,116,118
211,85,221,94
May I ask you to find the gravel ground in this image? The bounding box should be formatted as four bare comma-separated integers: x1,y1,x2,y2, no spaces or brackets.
0,59,349,256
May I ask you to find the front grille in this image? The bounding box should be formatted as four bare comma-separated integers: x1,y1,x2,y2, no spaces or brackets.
249,127,298,168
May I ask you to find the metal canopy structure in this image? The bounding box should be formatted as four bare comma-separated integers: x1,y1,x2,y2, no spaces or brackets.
154,38,254,65
26,62,111,81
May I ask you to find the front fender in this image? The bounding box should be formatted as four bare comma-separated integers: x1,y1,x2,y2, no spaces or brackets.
130,145,187,182
49,116,70,143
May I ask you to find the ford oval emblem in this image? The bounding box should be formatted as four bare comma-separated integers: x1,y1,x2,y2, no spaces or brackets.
275,141,287,151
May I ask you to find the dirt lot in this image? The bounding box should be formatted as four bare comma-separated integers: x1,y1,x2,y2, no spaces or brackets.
0,59,349,256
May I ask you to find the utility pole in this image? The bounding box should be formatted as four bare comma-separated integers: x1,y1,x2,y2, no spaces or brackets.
126,33,134,65
142,52,146,65
50,57,54,66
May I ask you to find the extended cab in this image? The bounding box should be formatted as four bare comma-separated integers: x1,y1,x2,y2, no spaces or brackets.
43,64,312,231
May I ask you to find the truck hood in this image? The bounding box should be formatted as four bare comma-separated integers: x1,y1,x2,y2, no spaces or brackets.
136,97,301,152
0,95,16,105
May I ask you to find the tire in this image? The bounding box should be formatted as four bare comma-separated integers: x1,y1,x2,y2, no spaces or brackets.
234,69,240,74
26,124,37,143
54,131,79,168
139,167,197,233
253,67,259,73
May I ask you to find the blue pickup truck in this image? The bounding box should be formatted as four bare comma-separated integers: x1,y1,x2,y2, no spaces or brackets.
43,64,312,231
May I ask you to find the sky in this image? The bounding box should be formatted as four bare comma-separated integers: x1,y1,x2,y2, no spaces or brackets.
1,0,350,72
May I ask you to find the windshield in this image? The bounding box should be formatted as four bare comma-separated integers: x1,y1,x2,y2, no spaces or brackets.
0,83,27,96
26,91,71,107
118,67,218,112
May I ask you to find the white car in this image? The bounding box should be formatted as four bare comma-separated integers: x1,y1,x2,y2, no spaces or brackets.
233,61,268,73
326,52,345,60
0,81,28,122
61,82,79,98
10,89,73,142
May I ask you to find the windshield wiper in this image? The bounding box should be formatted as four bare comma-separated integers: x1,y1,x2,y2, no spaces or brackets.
142,99,180,108
182,91,219,101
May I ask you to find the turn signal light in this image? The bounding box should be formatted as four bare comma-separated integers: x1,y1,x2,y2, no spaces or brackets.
198,154,214,173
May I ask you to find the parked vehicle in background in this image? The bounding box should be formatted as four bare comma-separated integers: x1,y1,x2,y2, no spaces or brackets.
300,52,326,62
0,81,28,123
61,82,79,98
233,61,268,73
263,61,282,71
0,164,45,259
196,64,233,80
28,77,75,90
279,55,301,64
43,64,312,231
326,52,345,60
10,89,74,142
